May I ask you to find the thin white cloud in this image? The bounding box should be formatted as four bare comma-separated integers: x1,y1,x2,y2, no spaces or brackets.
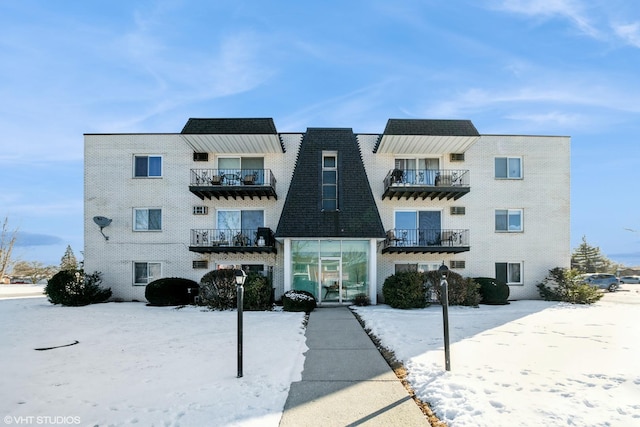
612,21,640,47
488,0,601,39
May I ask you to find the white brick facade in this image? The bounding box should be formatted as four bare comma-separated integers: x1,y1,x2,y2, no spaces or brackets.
84,123,570,302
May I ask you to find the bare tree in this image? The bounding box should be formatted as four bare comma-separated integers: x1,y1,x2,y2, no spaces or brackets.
11,260,58,284
0,217,18,282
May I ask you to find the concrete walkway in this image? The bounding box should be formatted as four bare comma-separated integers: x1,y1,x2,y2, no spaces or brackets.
279,306,428,426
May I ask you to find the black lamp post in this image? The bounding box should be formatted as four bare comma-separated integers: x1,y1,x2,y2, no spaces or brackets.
235,268,247,378
438,262,451,371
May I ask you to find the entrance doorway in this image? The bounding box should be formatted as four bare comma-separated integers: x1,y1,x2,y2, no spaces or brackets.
320,257,342,303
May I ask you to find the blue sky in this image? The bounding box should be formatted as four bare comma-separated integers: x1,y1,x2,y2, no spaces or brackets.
1,0,639,268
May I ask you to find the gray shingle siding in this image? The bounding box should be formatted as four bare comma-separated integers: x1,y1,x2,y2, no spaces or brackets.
276,128,385,238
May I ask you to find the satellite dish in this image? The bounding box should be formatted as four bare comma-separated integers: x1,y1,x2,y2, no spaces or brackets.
93,216,112,228
93,216,112,240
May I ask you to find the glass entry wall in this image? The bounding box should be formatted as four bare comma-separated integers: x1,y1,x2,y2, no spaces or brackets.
291,239,369,303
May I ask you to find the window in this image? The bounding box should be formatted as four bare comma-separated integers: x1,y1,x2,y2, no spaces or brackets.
395,157,440,185
193,152,208,162
395,210,441,245
496,262,522,284
395,263,441,273
193,206,208,215
322,152,338,211
193,260,208,269
450,153,465,162
495,157,522,179
495,209,522,232
134,208,162,231
133,262,161,285
217,210,264,244
134,155,162,177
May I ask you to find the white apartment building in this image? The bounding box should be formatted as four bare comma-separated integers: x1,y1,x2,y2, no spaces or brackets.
84,118,570,303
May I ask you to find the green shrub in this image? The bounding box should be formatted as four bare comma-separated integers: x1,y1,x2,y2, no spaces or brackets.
199,269,237,310
199,270,274,311
45,270,111,306
382,271,429,309
353,293,371,306
537,267,602,304
424,270,481,307
474,277,510,305
243,272,273,311
282,290,317,313
145,277,199,306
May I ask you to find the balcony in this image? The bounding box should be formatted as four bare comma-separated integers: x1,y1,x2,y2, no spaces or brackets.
189,169,277,200
189,227,277,254
381,228,470,254
382,169,470,200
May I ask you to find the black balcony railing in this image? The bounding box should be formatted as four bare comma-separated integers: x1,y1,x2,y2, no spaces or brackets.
189,228,276,254
382,228,470,254
383,169,470,200
190,169,277,200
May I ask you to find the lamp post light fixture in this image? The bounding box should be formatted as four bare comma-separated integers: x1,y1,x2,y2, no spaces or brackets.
235,268,247,378
438,262,451,371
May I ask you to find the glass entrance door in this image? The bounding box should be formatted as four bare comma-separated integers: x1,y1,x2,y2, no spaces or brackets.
319,257,342,303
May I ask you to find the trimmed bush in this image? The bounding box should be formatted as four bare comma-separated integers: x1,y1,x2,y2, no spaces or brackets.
199,269,237,310
382,271,428,309
282,290,317,313
145,277,199,306
537,267,602,304
45,270,111,306
243,272,273,311
424,270,481,307
353,293,371,306
474,277,510,305
199,270,274,311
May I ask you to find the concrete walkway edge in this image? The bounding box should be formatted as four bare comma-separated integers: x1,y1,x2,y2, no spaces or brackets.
279,306,428,426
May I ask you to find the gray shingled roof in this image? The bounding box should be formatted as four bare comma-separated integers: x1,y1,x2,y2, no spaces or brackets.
181,118,277,134
275,128,386,239
382,119,479,136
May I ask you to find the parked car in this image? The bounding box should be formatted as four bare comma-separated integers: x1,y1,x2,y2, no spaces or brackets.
580,274,619,292
619,275,640,284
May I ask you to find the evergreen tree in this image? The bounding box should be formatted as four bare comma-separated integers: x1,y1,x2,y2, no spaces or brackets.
60,245,78,271
571,236,616,273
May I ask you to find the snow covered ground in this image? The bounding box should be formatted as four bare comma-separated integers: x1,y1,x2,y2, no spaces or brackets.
0,296,307,427
354,284,640,427
1,285,639,426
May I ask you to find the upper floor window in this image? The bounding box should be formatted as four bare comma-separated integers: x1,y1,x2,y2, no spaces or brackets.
134,208,162,231
322,152,338,211
495,209,522,232
134,155,162,178
495,157,522,179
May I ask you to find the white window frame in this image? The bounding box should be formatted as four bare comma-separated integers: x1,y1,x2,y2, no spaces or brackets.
133,262,161,285
133,208,162,231
393,262,441,273
495,156,522,179
495,209,523,232
496,262,523,285
133,155,163,178
322,151,338,211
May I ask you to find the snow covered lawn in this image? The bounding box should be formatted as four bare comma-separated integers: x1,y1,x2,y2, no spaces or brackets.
354,285,640,427
0,299,307,426
1,285,639,426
